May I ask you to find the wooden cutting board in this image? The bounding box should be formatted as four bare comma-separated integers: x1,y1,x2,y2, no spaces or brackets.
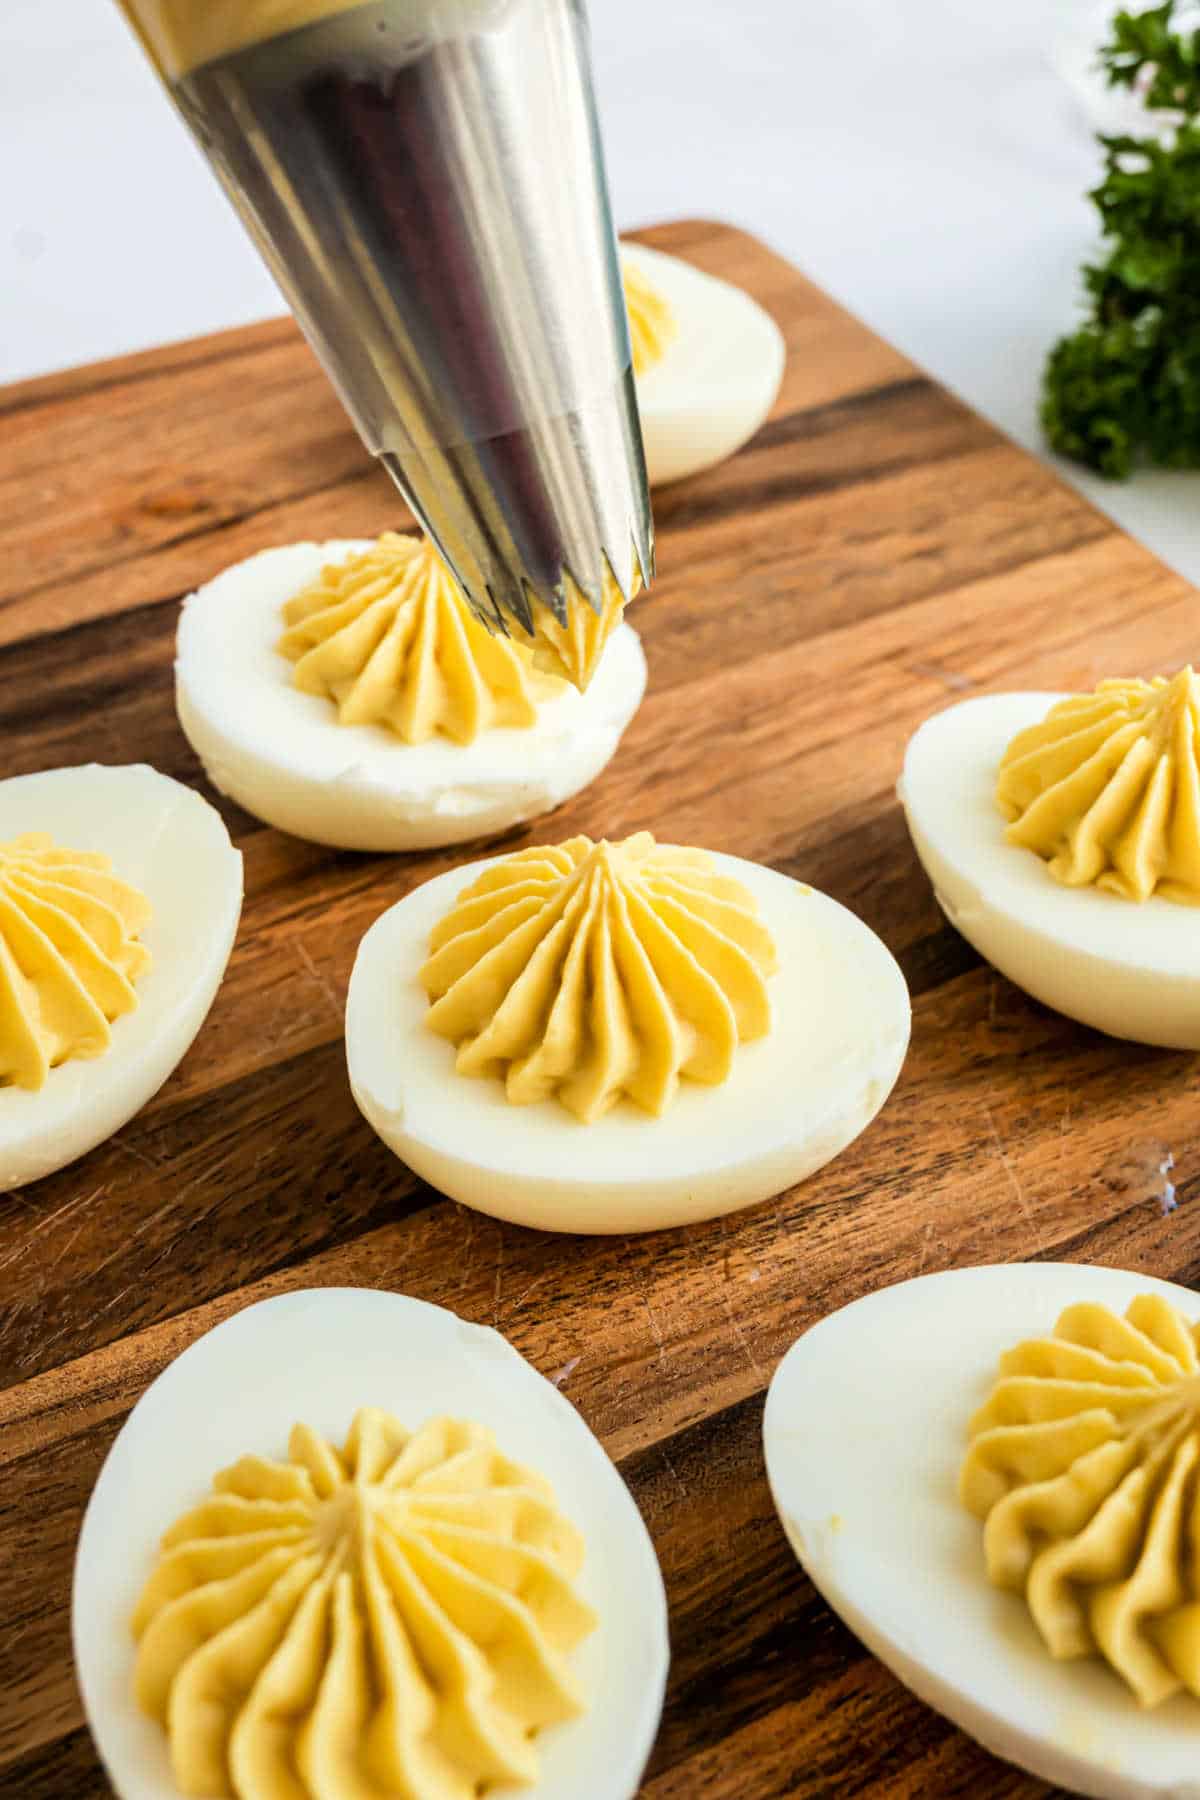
0,219,1196,1800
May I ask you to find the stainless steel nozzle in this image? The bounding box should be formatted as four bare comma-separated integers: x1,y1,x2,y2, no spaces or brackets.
123,0,653,639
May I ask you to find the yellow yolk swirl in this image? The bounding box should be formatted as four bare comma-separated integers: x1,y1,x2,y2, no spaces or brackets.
133,1410,596,1799
997,669,1200,902
0,834,152,1090
421,831,778,1123
509,561,641,693
961,1294,1200,1708
278,534,561,745
622,258,678,377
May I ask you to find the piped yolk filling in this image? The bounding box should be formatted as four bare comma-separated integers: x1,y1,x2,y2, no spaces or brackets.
278,533,562,745
133,1409,596,1797
997,668,1200,903
0,834,151,1091
622,257,678,378
962,1292,1200,1708
421,831,777,1123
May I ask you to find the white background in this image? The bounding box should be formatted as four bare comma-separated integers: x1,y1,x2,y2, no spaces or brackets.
2,0,1196,581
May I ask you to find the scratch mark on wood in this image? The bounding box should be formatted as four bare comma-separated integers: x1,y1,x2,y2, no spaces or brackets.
492,1235,505,1327
640,1288,667,1365
0,1187,106,1281
659,1446,689,1503
47,1187,109,1275
503,1271,550,1323
293,939,343,1022
110,1136,166,1171
982,1101,1033,1226
907,658,975,693
718,1215,733,1282
721,1286,763,1382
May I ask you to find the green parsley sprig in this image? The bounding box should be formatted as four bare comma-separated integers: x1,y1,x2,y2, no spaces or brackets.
1041,1,1200,478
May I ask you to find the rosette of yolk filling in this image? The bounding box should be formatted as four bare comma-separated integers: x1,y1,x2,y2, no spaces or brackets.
0,834,151,1090
509,560,642,693
996,668,1200,902
622,257,678,376
132,1410,596,1799
961,1293,1200,1708
280,532,638,707
278,533,563,743
421,832,778,1122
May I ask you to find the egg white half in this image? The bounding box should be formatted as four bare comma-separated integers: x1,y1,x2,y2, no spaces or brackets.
0,764,242,1190
345,850,910,1233
900,692,1200,1049
764,1261,1200,1800
175,542,648,852
623,242,785,487
73,1286,670,1800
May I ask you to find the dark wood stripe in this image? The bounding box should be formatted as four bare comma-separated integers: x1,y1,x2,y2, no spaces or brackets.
623,1391,864,1782
747,374,936,449
0,318,298,422
0,383,940,621
0,465,380,621
0,1036,434,1384
0,491,1110,746
653,391,995,533
0,1730,103,1800
1028,1170,1200,1277
897,924,981,998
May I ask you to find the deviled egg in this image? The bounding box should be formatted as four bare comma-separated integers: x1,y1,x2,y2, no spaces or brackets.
175,534,647,853
74,1286,669,1800
764,1261,1200,1800
621,241,785,486
0,763,241,1190
345,830,910,1232
900,673,1200,1048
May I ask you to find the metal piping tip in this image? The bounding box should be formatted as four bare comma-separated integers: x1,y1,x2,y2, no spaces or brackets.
133,0,652,679
379,362,654,663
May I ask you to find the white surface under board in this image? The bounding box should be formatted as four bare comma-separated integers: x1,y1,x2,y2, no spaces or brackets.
2,0,1196,588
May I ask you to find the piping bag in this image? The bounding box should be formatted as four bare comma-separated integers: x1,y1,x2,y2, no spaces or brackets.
115,0,653,681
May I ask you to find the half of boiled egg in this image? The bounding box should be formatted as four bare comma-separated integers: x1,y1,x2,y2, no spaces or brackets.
0,764,241,1190
900,693,1200,1048
73,1286,670,1800
763,1261,1200,1800
622,241,785,487
175,542,648,853
345,849,910,1233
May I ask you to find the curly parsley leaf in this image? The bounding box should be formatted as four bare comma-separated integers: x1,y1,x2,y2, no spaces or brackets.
1041,1,1200,477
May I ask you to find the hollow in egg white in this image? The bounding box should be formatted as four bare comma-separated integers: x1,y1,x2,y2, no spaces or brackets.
0,763,241,1190
900,692,1200,1048
764,1262,1200,1800
73,1286,669,1800
345,841,910,1233
622,241,785,486
175,540,647,852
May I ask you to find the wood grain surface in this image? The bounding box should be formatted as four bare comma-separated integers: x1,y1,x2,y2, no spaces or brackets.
1,218,1196,1800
